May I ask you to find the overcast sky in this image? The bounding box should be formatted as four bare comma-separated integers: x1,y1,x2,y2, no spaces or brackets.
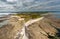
0,0,60,12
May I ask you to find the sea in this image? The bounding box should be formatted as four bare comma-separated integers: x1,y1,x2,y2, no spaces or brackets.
51,11,60,18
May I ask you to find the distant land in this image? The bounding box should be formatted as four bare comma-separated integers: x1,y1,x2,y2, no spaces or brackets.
0,11,60,13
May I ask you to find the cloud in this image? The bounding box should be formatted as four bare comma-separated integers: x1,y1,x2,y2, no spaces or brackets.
44,5,60,9
23,0,59,9
7,0,17,2
24,0,34,2
0,0,60,12
33,5,60,9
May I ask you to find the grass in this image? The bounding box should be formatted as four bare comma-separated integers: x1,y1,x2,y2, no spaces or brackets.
15,13,42,21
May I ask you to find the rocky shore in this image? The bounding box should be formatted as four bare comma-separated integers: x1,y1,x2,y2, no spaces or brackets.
0,16,24,39
0,14,60,39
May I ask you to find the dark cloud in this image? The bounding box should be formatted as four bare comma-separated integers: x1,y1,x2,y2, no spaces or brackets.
0,0,60,12
1,0,7,2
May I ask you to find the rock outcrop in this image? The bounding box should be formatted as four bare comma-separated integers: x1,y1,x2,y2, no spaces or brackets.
0,16,24,39
26,18,60,39
0,15,60,39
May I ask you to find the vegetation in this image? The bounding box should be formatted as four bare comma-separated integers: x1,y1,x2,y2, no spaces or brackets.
15,12,45,21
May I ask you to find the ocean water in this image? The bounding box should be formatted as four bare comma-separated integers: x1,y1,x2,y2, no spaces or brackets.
51,12,60,18
52,11,60,14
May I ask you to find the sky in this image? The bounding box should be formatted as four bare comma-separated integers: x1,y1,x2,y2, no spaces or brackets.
0,0,60,12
